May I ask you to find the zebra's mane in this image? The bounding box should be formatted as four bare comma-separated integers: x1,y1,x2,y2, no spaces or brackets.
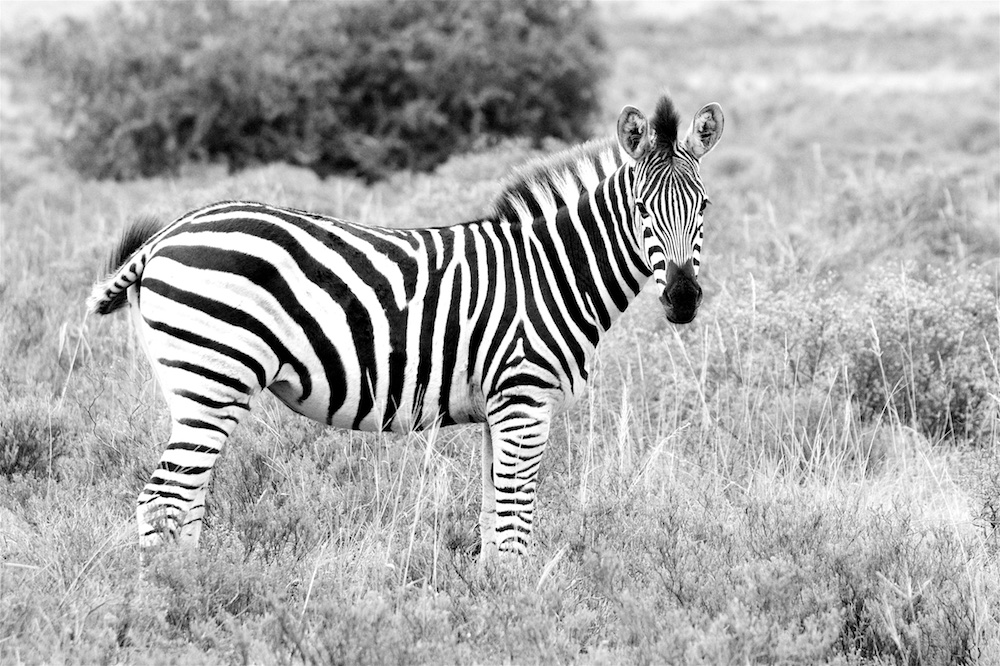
650,95,681,152
488,137,620,223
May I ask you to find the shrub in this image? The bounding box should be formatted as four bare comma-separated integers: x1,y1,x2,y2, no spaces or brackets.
19,0,606,180
852,267,999,440
700,265,998,452
0,391,67,480
144,546,266,636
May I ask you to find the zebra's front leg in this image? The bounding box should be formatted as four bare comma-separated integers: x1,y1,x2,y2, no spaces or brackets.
479,423,497,555
480,398,552,558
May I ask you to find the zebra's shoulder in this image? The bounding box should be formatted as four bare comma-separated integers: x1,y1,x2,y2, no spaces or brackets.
489,138,622,223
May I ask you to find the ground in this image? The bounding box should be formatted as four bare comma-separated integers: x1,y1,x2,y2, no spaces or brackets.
1,2,999,664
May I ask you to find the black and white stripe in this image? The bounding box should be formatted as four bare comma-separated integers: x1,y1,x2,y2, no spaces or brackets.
89,94,724,555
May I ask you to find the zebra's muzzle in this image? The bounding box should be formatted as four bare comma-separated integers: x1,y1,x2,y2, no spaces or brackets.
660,258,702,324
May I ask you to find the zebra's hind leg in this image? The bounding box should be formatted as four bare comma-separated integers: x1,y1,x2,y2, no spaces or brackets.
480,397,553,559
137,391,250,549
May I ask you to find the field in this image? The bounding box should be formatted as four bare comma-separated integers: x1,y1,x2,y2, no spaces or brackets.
2,2,999,664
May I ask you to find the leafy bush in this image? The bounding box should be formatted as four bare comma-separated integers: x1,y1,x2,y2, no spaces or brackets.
19,0,606,180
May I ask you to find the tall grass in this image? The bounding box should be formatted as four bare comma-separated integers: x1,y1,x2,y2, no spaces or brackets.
2,2,998,664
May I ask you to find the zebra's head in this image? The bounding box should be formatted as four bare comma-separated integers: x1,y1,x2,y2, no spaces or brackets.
617,96,724,324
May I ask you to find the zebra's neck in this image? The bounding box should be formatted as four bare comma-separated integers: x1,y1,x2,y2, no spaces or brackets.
524,160,651,339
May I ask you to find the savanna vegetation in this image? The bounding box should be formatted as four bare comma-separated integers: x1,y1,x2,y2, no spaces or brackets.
15,0,605,180
1,2,998,664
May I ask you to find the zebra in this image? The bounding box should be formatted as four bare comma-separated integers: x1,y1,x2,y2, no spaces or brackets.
88,94,723,557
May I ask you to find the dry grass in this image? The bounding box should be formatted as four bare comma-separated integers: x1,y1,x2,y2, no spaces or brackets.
1,2,999,664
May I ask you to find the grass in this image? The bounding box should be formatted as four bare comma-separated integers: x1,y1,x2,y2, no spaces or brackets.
2,2,999,664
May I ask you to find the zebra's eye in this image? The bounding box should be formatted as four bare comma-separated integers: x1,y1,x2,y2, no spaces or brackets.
699,199,710,216
635,201,649,218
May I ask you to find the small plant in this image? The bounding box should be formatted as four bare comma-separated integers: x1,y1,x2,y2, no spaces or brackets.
143,546,266,636
0,392,67,479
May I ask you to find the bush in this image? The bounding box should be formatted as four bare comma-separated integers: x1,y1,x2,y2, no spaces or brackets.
851,267,999,440
701,265,998,450
19,0,606,180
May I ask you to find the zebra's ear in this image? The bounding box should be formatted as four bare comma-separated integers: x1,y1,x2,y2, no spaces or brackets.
617,105,652,160
683,103,724,159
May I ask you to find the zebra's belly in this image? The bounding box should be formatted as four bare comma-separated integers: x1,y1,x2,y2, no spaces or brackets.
267,368,485,433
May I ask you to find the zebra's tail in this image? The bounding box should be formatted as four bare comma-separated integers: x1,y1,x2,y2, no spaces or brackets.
87,216,167,315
